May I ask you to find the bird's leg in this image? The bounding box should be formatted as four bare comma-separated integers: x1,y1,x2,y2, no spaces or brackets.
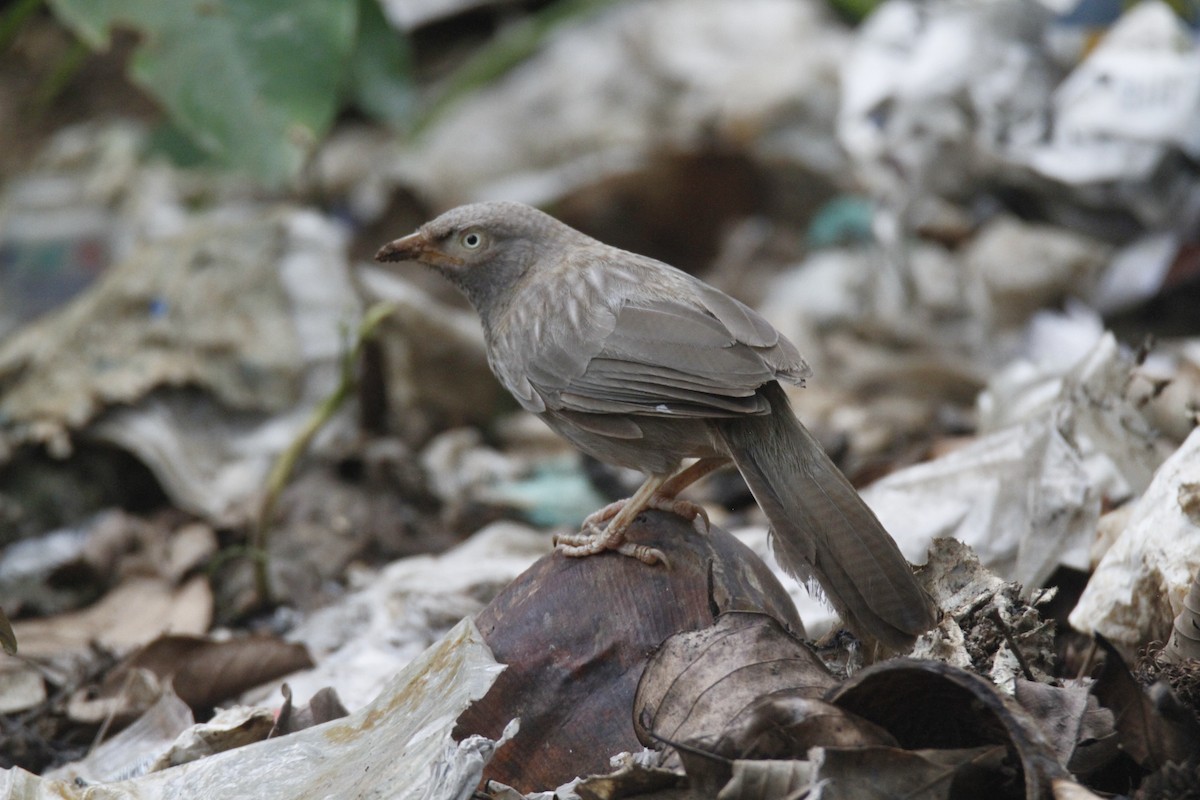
648,456,727,535
554,457,729,565
555,474,669,564
575,498,628,534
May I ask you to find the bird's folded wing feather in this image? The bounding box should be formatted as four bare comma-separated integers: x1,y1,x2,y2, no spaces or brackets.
520,270,808,419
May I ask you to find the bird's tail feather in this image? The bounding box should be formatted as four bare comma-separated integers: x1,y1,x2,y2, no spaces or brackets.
715,383,937,650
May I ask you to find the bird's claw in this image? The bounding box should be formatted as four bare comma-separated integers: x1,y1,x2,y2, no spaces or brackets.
554,507,629,554
647,496,710,536
554,493,705,568
554,530,616,556
555,531,670,568
615,541,670,568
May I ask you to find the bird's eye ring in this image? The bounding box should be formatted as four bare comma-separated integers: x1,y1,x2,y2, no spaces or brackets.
460,231,484,250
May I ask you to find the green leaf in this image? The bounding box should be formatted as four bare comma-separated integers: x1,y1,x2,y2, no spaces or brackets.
144,119,216,168
347,0,415,128
47,0,358,187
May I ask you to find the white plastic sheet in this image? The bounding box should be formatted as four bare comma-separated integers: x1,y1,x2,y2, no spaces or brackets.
0,617,508,800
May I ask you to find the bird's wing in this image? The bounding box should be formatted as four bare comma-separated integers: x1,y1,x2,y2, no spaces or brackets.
520,257,809,419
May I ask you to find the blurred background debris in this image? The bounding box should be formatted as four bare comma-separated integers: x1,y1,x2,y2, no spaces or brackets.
1,0,1199,796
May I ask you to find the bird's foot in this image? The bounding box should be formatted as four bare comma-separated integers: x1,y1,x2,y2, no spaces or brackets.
554,520,668,566
552,499,623,554
578,498,627,533
568,495,708,538
555,498,668,566
553,493,709,567
645,495,710,536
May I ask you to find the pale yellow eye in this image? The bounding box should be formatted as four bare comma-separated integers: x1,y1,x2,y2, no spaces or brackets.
460,230,485,249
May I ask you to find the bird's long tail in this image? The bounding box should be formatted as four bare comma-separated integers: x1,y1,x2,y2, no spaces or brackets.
714,382,937,650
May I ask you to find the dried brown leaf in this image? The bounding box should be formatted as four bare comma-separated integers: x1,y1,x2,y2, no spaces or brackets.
716,694,897,760
149,705,276,771
716,758,814,800
0,606,15,655
811,745,1010,800
1134,758,1200,800
828,659,1067,799
79,511,171,582
1091,634,1200,770
636,613,844,797
269,683,349,737
114,633,314,713
9,575,212,660
636,612,835,751
67,666,164,725
1013,679,1118,774
162,522,219,584
454,511,803,792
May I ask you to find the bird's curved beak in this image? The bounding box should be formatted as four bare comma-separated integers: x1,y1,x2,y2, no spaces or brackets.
374,231,463,268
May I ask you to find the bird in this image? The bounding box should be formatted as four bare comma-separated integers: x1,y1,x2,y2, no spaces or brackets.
375,201,937,649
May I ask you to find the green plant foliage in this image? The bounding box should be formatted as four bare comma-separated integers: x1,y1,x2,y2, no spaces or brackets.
41,0,617,183
48,0,359,187
348,0,416,128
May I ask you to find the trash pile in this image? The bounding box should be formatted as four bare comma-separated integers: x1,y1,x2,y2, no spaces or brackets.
1,0,1199,797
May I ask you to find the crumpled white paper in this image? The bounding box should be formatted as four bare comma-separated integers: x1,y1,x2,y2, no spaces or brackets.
1023,1,1200,186
392,0,849,205
1069,426,1200,650
863,333,1165,592
840,0,1200,232
91,211,361,525
838,0,1055,200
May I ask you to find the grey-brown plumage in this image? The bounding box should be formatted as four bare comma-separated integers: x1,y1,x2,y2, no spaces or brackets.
376,201,937,649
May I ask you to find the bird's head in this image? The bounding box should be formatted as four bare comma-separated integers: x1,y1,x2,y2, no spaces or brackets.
375,201,573,314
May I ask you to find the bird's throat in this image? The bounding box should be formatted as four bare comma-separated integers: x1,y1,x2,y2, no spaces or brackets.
445,255,529,319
